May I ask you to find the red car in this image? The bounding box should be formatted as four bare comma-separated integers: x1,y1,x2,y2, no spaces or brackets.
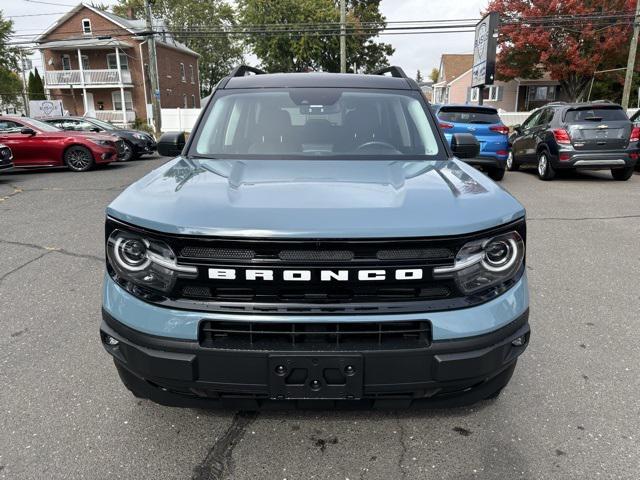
0,116,121,172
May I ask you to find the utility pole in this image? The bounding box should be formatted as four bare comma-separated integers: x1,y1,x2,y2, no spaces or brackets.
19,50,30,116
622,0,640,109
144,0,162,136
339,0,346,73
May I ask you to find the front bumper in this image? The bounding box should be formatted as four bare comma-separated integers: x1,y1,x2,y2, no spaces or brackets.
92,146,118,164
100,307,530,408
131,138,157,155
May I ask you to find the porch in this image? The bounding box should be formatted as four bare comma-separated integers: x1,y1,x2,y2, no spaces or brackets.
45,69,132,88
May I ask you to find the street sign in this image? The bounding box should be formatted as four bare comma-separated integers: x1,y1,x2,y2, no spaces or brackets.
472,12,500,88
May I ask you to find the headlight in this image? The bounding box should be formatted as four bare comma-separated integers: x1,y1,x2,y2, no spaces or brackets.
133,133,147,140
87,137,111,146
434,231,524,294
107,230,197,293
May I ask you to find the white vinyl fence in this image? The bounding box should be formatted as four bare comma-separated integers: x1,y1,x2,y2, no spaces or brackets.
158,108,640,133
160,108,201,133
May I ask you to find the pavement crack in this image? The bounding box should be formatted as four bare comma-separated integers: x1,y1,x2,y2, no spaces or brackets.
528,214,640,222
192,411,258,480
0,238,103,263
395,415,408,480
0,184,24,202
0,251,50,287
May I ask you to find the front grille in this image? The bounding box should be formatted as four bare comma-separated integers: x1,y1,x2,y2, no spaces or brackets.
107,216,526,315
199,320,431,350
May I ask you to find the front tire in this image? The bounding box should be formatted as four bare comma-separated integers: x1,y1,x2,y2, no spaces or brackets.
488,166,506,181
537,151,555,180
506,151,519,171
64,146,95,172
118,141,133,162
611,167,634,181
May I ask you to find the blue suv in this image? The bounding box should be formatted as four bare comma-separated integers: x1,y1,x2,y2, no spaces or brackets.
436,105,510,181
100,66,530,408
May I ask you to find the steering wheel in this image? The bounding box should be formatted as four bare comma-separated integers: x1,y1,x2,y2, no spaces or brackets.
355,141,401,154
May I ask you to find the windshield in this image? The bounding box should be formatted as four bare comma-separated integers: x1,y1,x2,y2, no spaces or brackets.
438,107,501,125
193,88,442,159
28,118,62,132
87,118,117,130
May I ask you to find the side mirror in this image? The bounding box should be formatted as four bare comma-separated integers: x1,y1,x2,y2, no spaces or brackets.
158,131,186,157
90,127,101,132
512,124,522,134
450,133,480,159
20,127,36,136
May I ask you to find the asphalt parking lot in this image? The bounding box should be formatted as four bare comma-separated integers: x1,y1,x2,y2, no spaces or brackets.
1,158,639,480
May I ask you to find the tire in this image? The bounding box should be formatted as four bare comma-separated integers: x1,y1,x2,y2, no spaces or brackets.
488,166,506,181
537,151,555,180
506,151,519,171
611,166,634,181
64,145,95,172
118,141,134,162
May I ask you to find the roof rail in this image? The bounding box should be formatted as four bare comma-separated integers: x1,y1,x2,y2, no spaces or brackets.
590,99,615,104
545,101,567,106
229,65,266,77
372,66,408,79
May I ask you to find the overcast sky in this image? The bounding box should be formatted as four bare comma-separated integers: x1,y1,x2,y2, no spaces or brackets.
6,0,489,79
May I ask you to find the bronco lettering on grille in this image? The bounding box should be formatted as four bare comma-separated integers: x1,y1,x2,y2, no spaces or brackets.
208,268,424,281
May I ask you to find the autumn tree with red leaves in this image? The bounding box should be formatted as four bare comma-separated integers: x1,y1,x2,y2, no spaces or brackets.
486,0,637,101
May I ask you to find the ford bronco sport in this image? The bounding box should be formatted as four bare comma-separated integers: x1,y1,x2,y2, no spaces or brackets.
101,66,530,408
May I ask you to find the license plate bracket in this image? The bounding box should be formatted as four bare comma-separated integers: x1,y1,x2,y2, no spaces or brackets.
268,354,363,400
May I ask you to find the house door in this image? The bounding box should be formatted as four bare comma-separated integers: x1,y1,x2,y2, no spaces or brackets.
84,92,95,117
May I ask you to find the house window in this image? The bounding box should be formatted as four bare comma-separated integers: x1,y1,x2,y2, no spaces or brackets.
112,90,133,111
82,18,92,34
183,94,188,108
191,94,196,108
189,64,195,84
471,86,502,102
106,53,129,70
529,85,556,102
81,55,90,70
61,55,71,71
180,63,186,82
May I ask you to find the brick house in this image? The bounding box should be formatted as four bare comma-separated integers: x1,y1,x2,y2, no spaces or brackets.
432,53,569,111
35,3,200,126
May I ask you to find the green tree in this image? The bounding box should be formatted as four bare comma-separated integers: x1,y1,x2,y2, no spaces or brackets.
429,67,439,83
0,11,22,110
113,0,244,96
27,68,46,101
415,69,423,83
237,0,394,73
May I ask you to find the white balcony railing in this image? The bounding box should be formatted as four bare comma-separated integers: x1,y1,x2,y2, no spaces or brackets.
44,69,132,87
94,110,136,124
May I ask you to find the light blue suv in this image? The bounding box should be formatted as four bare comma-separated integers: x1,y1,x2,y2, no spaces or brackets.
100,66,530,408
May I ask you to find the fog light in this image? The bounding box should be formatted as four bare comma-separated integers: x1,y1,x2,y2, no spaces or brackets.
105,335,119,346
511,335,527,347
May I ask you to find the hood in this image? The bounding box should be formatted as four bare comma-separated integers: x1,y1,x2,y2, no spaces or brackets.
107,158,525,238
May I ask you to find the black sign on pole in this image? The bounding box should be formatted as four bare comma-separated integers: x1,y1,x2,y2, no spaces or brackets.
472,12,500,100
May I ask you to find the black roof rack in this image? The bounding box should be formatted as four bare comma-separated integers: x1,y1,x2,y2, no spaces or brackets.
229,65,266,77
372,66,408,79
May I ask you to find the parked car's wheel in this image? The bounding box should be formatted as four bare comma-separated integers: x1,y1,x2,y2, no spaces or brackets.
119,141,133,162
537,151,555,181
611,166,634,181
488,167,506,181
64,146,95,172
506,151,519,171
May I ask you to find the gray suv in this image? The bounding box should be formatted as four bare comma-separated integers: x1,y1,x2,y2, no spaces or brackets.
508,102,638,180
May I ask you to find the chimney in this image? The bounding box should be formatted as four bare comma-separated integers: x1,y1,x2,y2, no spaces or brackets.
126,7,135,19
